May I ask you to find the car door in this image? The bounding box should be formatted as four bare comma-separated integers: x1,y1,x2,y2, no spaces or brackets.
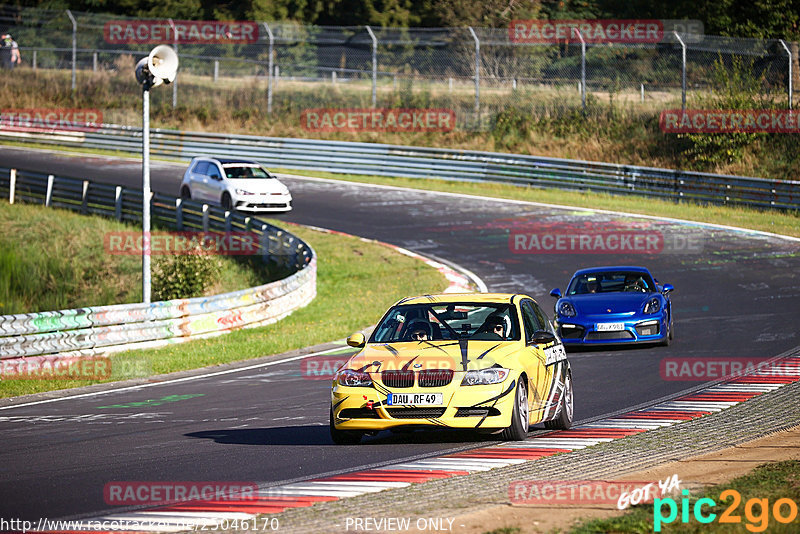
190,161,211,201
205,162,226,204
520,299,557,422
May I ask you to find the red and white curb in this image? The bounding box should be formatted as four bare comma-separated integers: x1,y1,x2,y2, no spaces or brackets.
42,356,800,532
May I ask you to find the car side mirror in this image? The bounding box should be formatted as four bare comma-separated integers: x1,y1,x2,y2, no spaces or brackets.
549,288,562,299
662,283,674,294
529,330,556,346
347,333,366,348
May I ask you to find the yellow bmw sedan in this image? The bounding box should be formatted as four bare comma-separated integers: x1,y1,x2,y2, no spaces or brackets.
330,293,573,444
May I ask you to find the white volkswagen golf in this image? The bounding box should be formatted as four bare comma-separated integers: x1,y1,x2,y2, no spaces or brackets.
180,157,292,212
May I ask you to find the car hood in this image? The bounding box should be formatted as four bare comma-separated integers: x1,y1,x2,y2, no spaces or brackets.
567,292,655,316
346,340,521,373
226,178,289,195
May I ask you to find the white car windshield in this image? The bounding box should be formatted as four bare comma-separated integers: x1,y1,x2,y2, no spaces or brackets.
223,164,273,180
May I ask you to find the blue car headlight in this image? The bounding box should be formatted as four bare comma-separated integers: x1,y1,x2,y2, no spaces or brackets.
558,301,576,318
461,368,509,386
644,297,661,314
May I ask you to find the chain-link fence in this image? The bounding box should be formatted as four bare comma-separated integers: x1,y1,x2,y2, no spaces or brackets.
1,7,797,130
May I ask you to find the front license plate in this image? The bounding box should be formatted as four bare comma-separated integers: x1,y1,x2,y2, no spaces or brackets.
387,393,443,406
596,322,625,332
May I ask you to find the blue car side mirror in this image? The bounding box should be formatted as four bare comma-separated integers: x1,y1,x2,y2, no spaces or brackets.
662,283,674,294
549,288,562,298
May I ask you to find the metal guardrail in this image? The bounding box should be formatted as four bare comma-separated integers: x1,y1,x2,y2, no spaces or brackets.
0,167,316,359
0,124,797,210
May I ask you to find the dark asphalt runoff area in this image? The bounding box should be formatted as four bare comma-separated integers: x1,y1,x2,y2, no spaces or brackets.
0,146,798,522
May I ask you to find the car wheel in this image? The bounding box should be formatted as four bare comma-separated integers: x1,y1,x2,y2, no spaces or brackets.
660,315,672,346
545,371,573,430
501,378,529,441
180,186,191,200
329,408,362,445
221,192,233,211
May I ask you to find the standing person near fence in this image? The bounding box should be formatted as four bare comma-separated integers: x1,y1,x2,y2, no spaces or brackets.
1,34,20,69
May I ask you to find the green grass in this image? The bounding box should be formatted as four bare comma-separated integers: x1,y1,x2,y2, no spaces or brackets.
0,201,268,315
570,460,800,533
0,222,448,398
1,67,798,181
272,169,800,239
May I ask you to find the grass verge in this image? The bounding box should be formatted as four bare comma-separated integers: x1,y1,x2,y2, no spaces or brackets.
570,460,800,533
0,222,448,398
0,201,266,315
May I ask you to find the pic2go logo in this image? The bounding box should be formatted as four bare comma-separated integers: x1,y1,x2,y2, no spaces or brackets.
654,489,799,532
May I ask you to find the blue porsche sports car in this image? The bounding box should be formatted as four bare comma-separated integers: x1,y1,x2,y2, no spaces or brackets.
549,266,674,347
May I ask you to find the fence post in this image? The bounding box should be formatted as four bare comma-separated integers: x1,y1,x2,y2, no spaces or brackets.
572,28,586,114
213,60,218,82
779,39,793,110
168,19,177,109
674,31,686,113
45,174,54,207
115,186,123,221
81,180,89,213
65,10,76,90
32,50,36,70
9,169,16,204
365,26,377,107
263,23,274,114
202,204,209,231
468,27,480,114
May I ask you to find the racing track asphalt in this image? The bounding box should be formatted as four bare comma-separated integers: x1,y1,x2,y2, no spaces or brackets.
0,146,798,523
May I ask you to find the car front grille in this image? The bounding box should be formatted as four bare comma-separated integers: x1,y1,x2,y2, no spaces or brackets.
381,370,414,388
635,323,660,336
586,331,635,341
455,407,501,417
386,408,447,419
338,408,380,419
559,325,585,339
418,369,454,387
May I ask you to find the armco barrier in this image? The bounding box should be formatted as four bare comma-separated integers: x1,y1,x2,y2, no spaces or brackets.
0,167,315,359
0,123,797,210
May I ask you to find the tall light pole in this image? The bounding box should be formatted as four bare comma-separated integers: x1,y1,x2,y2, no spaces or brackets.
135,45,179,304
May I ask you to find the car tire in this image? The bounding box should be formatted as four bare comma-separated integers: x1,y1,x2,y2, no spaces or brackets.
180,186,191,200
660,315,672,346
501,378,529,441
329,408,362,445
221,192,233,211
545,371,573,430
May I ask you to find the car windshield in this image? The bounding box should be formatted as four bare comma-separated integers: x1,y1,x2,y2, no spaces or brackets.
370,302,520,343
223,164,273,180
567,271,655,295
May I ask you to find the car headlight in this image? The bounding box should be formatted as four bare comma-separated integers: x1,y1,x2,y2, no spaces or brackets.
336,369,373,387
644,297,661,314
558,301,576,318
235,188,255,195
461,368,509,386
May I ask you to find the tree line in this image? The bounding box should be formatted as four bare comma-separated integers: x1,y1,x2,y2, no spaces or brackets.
4,0,799,39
